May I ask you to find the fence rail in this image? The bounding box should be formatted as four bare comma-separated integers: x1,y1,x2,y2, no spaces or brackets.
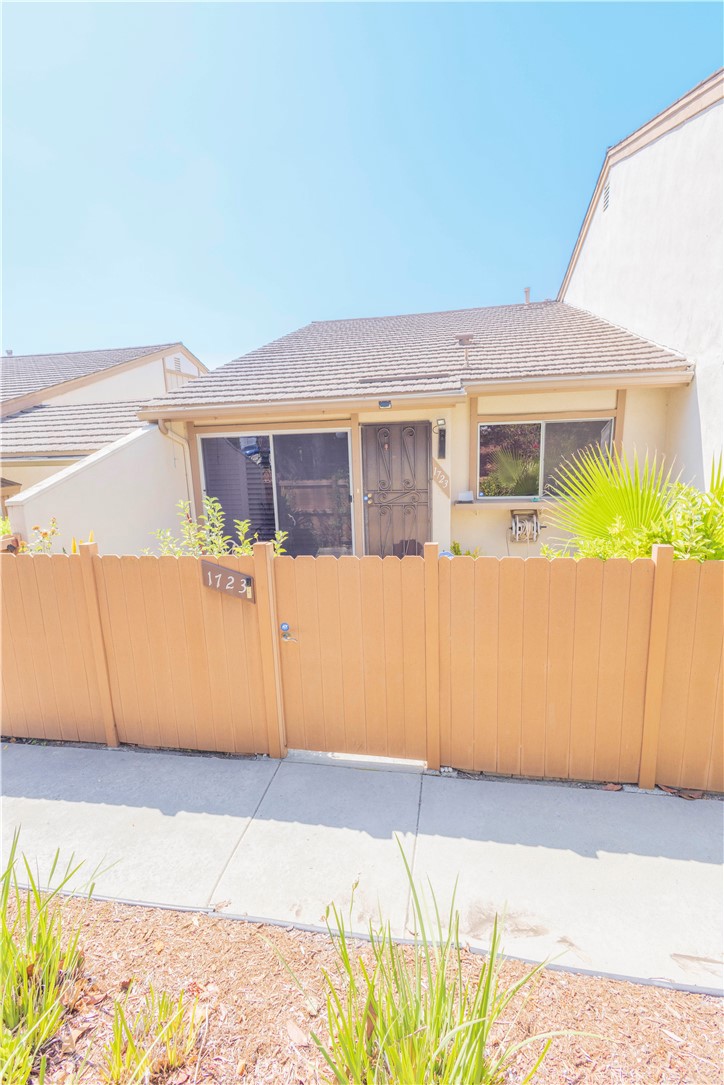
2,543,722,792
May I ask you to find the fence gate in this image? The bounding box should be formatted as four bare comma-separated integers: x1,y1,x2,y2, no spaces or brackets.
273,553,428,760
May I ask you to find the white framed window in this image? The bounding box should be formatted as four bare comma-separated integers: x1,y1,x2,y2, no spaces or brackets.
477,418,614,499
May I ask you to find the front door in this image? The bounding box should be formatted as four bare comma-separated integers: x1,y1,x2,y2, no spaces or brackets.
361,422,431,556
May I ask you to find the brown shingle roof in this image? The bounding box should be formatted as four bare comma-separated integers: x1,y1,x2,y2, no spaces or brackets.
1,401,145,457
1,344,178,404
142,302,689,414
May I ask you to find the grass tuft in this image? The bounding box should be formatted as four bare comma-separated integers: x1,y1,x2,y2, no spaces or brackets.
101,984,204,1084
1,831,87,1084
310,841,556,1084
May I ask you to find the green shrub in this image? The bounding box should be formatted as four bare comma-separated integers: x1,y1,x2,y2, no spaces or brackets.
0,832,86,1084
543,449,724,561
306,847,553,1084
151,496,287,557
450,541,481,557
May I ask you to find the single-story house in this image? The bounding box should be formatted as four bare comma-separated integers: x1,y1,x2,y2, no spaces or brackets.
1,343,205,494
6,71,721,557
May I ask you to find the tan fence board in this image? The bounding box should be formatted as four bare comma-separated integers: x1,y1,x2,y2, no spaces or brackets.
569,559,604,781
472,557,499,773
54,557,98,742
521,558,550,778
619,559,654,781
294,556,326,751
680,562,723,790
274,556,304,748
497,558,525,775
401,556,426,760
438,555,452,765
316,556,347,755
544,558,576,778
20,558,62,739
382,556,405,759
449,556,475,770
360,558,388,755
2,558,31,736
594,560,631,781
658,561,700,786
337,556,367,754
709,662,723,793
156,557,196,750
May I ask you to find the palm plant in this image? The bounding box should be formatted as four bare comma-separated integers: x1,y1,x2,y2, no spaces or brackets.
543,448,724,560
480,448,539,497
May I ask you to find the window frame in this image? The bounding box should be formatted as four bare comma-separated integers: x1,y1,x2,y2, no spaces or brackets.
474,413,617,502
197,426,356,554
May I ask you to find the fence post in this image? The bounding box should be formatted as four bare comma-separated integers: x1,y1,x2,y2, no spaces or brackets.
253,542,287,760
79,542,119,747
424,542,441,771
638,544,674,789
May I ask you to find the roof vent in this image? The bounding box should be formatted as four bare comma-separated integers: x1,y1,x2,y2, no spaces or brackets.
455,334,474,347
603,180,610,212
5,350,12,357
524,288,530,305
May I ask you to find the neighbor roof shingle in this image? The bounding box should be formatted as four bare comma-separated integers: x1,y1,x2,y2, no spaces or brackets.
1,344,178,404
142,302,689,414
1,401,145,457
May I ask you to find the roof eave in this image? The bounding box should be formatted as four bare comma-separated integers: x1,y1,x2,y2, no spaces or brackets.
464,366,694,395
138,387,468,422
138,366,692,422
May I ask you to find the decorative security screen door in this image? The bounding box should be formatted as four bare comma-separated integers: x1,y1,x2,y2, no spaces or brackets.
361,423,431,556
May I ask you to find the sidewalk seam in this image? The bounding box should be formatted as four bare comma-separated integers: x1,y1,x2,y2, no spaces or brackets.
204,760,281,908
403,773,424,936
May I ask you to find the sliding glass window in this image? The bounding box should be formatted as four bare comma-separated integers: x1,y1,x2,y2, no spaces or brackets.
477,418,614,499
200,431,353,557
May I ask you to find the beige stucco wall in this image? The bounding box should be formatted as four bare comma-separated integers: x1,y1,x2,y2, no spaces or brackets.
0,462,78,492
563,102,724,487
49,353,195,406
6,425,190,554
358,387,669,557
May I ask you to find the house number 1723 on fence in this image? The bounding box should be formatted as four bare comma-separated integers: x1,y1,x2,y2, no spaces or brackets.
201,560,255,603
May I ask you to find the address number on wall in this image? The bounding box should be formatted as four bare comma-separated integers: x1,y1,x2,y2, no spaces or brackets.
201,560,255,603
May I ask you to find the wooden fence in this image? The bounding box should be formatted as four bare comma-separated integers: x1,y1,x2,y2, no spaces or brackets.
2,543,722,792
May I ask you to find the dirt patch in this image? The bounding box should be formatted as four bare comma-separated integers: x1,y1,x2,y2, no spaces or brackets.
41,896,721,1084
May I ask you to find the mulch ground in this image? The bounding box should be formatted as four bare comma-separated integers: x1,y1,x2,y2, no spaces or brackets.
41,896,721,1085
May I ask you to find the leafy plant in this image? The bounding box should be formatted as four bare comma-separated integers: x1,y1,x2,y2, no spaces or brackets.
151,497,287,557
450,541,481,558
1,832,87,1084
543,448,724,561
101,985,202,1084
303,845,554,1084
479,448,539,498
1,515,11,536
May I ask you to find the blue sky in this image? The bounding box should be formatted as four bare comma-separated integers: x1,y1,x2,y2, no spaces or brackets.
3,3,722,367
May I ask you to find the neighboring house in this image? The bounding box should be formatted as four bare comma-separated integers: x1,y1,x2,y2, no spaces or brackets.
6,73,720,558
1,343,205,494
559,68,723,488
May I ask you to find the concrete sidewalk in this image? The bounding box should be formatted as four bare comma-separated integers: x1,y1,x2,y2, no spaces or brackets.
2,742,722,993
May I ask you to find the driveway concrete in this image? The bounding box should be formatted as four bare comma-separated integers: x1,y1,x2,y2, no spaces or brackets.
2,742,722,993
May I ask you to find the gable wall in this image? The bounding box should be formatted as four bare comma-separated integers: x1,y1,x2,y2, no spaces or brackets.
49,351,198,406
562,101,724,486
